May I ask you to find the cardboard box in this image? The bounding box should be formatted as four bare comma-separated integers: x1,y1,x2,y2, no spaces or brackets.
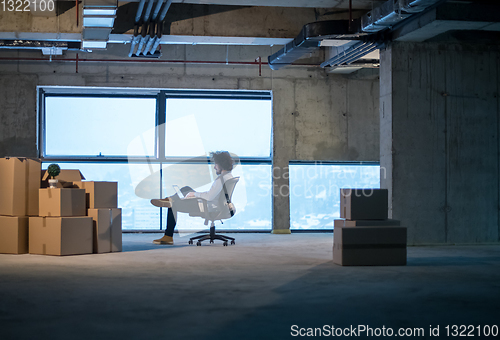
88,208,122,253
340,188,388,220
0,157,41,216
111,208,122,252
41,169,85,188
88,209,111,253
39,188,86,217
0,216,29,254
334,219,400,228
74,181,117,209
29,216,93,255
333,225,407,266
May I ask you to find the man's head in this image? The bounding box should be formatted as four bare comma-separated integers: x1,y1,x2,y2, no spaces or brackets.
211,151,234,175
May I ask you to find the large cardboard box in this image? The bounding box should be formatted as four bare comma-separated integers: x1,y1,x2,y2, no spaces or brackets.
0,157,41,216
39,188,86,217
334,219,400,228
74,181,117,209
333,225,407,266
0,216,29,254
340,188,388,220
87,208,122,253
29,216,93,255
41,169,85,188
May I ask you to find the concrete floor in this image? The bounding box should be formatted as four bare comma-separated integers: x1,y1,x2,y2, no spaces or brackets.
1,233,499,340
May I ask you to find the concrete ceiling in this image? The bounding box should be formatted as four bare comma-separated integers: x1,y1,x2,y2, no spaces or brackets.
2,0,500,72
118,0,386,9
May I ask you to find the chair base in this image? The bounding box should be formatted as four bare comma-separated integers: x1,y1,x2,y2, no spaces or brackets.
189,225,235,246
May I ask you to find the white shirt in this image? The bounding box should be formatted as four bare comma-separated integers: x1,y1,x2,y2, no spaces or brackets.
193,172,233,202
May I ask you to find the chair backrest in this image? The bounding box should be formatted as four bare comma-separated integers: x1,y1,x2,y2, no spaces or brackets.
212,176,239,220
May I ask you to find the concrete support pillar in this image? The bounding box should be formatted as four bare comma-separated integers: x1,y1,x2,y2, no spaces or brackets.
271,79,295,234
380,41,500,245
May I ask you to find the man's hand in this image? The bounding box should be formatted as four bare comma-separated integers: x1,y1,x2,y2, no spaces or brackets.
185,192,196,198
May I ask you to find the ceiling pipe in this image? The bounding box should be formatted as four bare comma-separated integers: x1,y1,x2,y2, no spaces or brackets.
152,0,165,21
0,56,319,67
268,20,354,70
135,0,147,23
136,0,154,55
128,25,140,57
144,0,172,56
143,0,155,22
144,36,157,54
143,23,156,54
130,0,147,57
136,25,149,55
268,0,448,70
361,0,446,33
143,0,165,55
133,0,156,56
158,0,173,21
149,23,163,54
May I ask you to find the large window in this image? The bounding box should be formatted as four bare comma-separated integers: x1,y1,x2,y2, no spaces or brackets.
39,87,273,231
289,162,380,230
44,97,156,157
165,99,272,158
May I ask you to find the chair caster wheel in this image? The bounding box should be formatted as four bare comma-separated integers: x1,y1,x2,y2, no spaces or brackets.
188,240,193,245
197,241,201,246
223,242,228,246
210,240,214,244
230,240,235,245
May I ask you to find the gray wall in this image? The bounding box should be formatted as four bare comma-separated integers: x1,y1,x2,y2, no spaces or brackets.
381,41,500,245
0,44,380,231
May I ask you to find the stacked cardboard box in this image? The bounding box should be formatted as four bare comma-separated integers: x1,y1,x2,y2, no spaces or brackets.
1,160,122,256
333,188,407,266
74,181,122,253
30,188,93,256
0,158,41,254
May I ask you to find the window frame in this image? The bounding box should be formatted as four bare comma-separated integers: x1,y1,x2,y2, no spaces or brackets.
38,86,273,164
37,86,274,231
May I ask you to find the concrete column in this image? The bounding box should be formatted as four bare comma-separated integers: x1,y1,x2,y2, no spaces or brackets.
380,41,500,245
0,74,38,157
271,79,295,234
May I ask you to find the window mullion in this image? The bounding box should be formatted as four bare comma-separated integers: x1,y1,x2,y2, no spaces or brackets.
157,91,166,161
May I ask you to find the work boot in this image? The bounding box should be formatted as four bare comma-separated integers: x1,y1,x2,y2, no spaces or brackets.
151,198,172,208
153,235,174,245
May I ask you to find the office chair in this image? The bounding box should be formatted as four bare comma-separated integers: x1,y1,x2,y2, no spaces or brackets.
188,177,239,246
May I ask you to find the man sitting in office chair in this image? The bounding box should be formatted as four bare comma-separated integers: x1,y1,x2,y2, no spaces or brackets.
151,151,234,245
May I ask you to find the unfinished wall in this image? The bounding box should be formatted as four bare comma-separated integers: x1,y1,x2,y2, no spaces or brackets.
0,44,380,231
380,41,500,245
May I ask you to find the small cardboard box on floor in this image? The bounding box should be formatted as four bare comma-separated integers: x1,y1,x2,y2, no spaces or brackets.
0,157,41,216
0,216,29,254
87,208,122,253
340,188,388,220
29,216,93,256
39,188,86,217
333,224,407,266
41,169,85,188
73,181,118,209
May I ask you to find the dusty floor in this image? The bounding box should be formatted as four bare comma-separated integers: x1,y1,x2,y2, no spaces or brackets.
1,233,499,339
